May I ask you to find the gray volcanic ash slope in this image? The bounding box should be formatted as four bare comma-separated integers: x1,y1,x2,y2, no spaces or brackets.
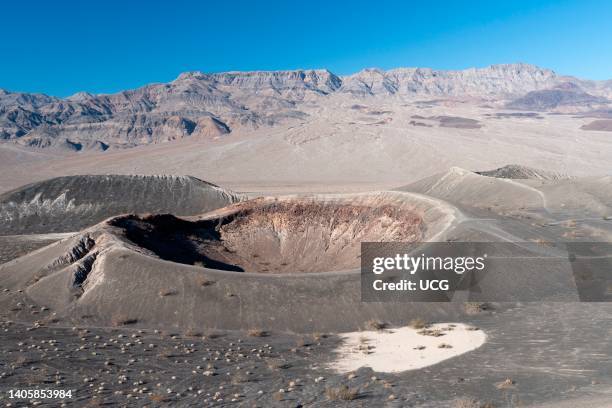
0,191,462,332
3,172,611,332
396,167,546,211
398,166,612,219
2,63,612,152
0,175,240,235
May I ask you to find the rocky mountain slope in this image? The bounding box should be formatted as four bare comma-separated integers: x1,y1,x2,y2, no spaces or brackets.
340,63,558,96
1,64,611,151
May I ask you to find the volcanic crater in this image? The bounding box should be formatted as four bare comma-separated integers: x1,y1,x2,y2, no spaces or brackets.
110,193,448,273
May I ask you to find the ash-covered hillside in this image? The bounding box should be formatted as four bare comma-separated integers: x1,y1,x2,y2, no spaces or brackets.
0,175,241,234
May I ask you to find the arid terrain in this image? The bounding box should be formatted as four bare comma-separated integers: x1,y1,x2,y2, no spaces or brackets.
2,63,612,194
1,64,612,407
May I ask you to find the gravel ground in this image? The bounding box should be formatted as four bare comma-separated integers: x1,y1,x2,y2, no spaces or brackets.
2,302,612,407
0,321,423,407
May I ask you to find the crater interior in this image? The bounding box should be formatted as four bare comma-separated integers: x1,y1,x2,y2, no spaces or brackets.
110,194,431,273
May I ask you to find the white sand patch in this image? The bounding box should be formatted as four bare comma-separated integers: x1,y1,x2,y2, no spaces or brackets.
331,323,486,373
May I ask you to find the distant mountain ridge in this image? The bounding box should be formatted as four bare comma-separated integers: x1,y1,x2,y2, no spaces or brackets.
1,63,610,151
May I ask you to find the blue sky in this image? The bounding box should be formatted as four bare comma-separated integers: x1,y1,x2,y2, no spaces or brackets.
2,0,611,96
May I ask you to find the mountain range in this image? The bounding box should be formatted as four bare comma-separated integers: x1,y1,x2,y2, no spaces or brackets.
1,63,611,151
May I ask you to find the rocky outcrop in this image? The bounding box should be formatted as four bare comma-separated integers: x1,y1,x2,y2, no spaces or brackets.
340,63,559,97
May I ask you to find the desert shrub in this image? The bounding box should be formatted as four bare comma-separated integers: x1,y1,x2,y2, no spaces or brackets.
463,302,490,315
325,385,359,401
184,328,202,337
231,371,250,384
366,319,387,330
312,332,327,341
111,314,138,326
197,277,215,287
158,288,177,297
417,328,445,337
267,359,290,370
247,328,268,337
495,378,515,389
409,318,428,329
149,394,169,403
453,398,496,408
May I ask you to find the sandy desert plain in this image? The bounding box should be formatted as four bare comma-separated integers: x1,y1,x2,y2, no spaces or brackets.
1,64,612,407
